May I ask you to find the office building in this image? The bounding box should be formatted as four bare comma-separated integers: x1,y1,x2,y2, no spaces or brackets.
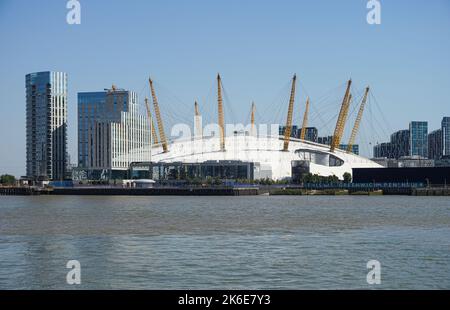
390,129,410,159
339,144,359,155
26,71,68,180
409,121,428,158
373,142,395,158
78,87,151,179
317,136,358,154
374,129,410,159
442,117,450,156
318,136,333,146
279,125,298,138
428,129,443,160
302,127,318,142
130,160,255,181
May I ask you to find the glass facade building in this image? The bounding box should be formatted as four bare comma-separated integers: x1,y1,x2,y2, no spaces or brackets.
339,144,359,155
279,125,298,138
374,142,395,158
428,129,443,160
130,161,254,181
26,71,68,180
442,117,450,157
303,127,318,142
316,136,358,154
318,136,333,146
374,129,410,159
409,121,428,158
390,129,410,158
374,119,449,161
78,88,151,179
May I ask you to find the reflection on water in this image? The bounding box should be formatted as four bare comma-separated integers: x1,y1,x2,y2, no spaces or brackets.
0,196,449,289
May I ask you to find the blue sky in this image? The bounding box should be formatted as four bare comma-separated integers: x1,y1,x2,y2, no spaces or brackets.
0,0,449,176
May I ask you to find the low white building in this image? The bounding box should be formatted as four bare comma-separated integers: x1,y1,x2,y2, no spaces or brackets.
128,133,381,181
122,179,155,188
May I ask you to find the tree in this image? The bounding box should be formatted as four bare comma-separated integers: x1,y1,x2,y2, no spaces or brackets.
301,173,313,184
0,174,16,185
343,172,352,183
212,177,222,186
327,175,339,184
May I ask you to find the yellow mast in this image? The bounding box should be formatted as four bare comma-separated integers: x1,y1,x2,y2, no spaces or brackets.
149,78,168,153
194,100,202,138
330,80,352,152
340,93,352,137
283,74,297,151
144,97,159,145
337,93,352,150
347,87,370,153
217,74,225,151
251,101,256,135
300,97,310,140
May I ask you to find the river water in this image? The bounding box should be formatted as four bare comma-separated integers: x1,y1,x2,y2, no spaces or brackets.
0,195,449,289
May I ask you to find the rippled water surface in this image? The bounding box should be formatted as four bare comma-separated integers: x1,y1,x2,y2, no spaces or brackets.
0,195,449,289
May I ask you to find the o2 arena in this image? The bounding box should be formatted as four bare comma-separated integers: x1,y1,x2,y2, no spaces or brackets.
129,74,381,181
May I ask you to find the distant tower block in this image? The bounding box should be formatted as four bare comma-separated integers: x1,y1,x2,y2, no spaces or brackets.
26,71,68,180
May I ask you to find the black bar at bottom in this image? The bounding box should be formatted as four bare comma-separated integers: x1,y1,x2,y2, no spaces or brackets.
0,290,449,308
